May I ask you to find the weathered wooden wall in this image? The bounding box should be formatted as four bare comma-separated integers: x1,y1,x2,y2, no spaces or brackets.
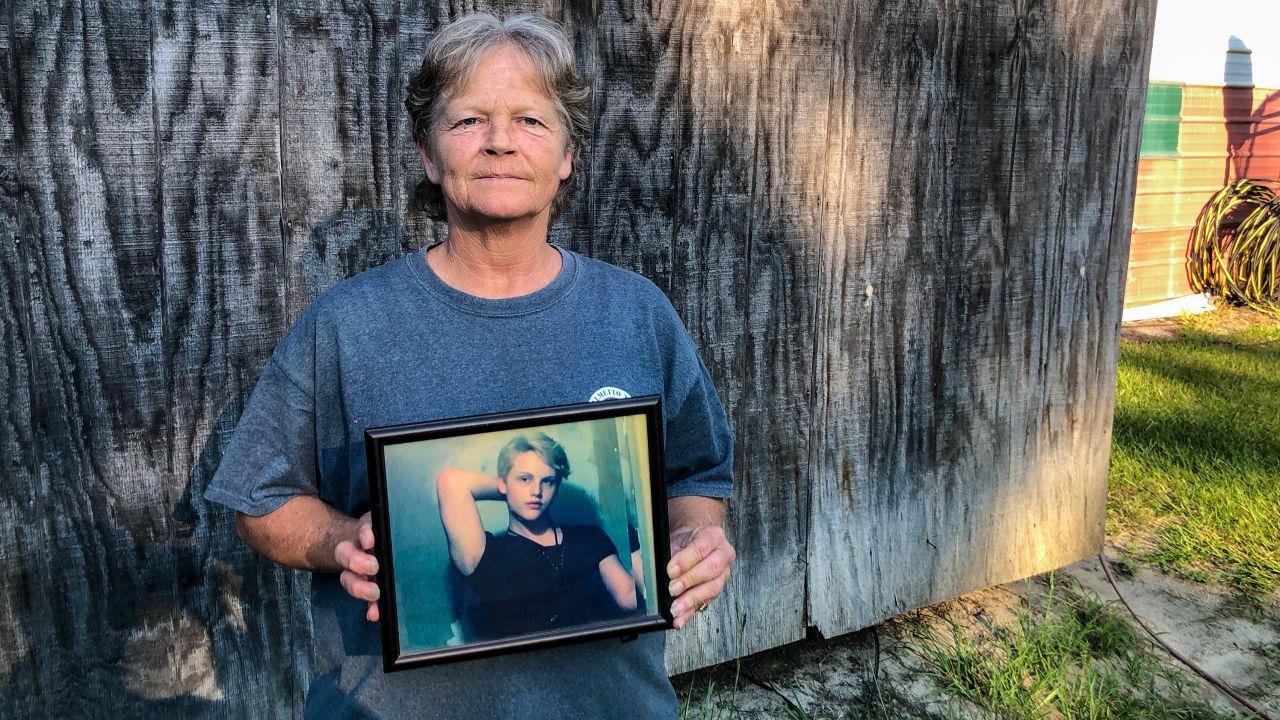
0,0,1154,715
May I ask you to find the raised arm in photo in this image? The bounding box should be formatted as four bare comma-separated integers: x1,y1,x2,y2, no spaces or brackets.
436,467,502,575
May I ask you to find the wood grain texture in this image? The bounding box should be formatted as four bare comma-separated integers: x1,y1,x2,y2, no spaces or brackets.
396,0,445,255
588,0,682,286
547,0,601,256
0,8,40,704
152,0,304,715
806,0,1155,637
661,0,833,673
280,0,407,318
662,0,761,671
705,0,832,670
6,2,171,715
0,0,35,506
1084,0,1154,574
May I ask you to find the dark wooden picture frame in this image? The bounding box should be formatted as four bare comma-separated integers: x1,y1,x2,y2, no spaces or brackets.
364,396,672,672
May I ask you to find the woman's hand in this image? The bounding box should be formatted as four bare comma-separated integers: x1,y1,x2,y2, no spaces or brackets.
335,511,381,622
236,497,383,624
666,496,736,630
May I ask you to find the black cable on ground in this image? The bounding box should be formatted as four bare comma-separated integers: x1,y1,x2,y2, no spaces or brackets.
739,668,808,718
870,626,881,698
1098,553,1277,720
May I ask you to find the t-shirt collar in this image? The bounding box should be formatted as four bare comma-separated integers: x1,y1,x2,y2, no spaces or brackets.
407,242,578,318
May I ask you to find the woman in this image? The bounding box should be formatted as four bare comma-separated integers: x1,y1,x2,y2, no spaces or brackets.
437,432,637,640
206,12,736,719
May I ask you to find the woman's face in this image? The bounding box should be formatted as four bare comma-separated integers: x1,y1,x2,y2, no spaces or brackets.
498,451,560,522
419,45,573,224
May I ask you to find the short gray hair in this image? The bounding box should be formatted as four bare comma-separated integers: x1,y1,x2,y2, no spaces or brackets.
405,13,592,223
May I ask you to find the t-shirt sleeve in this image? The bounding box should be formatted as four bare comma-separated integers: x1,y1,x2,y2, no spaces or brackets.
581,525,619,564
464,532,505,589
659,305,734,499
203,317,319,517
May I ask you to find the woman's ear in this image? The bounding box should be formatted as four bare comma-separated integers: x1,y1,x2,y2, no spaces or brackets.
496,476,507,496
418,141,441,184
558,146,573,181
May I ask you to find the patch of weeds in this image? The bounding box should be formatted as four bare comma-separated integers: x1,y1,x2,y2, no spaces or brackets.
677,614,747,720
1238,640,1280,703
778,689,813,720
677,667,742,720
1218,590,1280,627
1108,554,1141,579
906,574,1237,720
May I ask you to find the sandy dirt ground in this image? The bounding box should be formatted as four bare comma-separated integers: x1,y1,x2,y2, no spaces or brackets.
674,552,1280,719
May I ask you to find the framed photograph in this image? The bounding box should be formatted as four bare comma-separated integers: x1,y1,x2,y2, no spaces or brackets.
364,396,672,672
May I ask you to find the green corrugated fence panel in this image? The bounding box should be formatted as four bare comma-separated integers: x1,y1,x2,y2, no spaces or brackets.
1141,83,1182,156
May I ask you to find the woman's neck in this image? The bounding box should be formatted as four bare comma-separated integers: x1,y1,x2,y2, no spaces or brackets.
429,215,561,299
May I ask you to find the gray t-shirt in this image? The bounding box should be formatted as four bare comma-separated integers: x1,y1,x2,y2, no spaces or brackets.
204,246,733,719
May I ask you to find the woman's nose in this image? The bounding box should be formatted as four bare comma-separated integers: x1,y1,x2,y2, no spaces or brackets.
484,121,516,155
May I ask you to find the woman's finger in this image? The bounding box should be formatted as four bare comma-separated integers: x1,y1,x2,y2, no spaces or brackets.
357,512,376,551
340,569,382,602
338,516,382,621
334,539,356,568
670,573,729,629
669,543,734,596
673,609,694,630
667,525,727,579
671,573,727,616
335,540,380,576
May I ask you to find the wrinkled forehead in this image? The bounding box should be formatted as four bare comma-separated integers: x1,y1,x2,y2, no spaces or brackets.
440,42,559,109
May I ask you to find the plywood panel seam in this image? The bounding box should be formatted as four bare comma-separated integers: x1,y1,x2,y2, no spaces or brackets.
665,8,686,297
273,2,300,716
801,0,850,634
585,0,600,258
391,0,404,253
6,0,40,498
146,0,176,491
274,0,290,316
803,0,848,633
737,0,764,465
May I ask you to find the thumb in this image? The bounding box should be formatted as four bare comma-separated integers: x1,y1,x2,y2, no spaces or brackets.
358,512,376,551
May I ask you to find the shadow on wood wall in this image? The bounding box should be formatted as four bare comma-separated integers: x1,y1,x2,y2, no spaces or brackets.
0,0,1154,715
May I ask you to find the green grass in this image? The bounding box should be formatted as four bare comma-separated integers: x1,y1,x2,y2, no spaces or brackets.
678,671,741,720
678,615,747,720
910,576,1234,720
1107,309,1280,597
